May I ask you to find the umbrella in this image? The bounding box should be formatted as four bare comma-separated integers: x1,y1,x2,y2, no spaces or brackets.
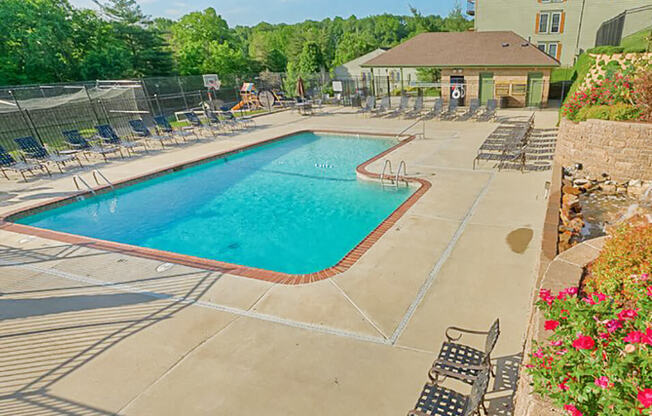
296,77,305,98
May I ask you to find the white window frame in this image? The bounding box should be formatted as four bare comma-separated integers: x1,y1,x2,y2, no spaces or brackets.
538,42,560,59
539,11,562,34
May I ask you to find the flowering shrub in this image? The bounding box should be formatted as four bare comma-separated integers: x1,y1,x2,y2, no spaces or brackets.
528,277,651,415
633,69,652,122
586,222,652,301
562,73,641,122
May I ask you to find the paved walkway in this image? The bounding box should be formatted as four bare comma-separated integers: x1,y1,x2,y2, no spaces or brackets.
0,107,558,415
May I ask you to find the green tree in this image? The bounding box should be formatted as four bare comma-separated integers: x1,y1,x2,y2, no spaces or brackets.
333,32,376,67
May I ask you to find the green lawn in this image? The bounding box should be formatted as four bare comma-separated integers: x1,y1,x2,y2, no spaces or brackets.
621,26,652,52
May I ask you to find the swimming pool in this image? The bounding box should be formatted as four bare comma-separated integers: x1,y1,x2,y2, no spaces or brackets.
12,132,418,275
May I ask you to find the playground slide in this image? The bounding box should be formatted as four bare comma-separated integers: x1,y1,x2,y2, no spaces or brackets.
232,101,245,111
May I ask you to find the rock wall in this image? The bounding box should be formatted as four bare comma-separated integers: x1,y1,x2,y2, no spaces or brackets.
555,118,652,181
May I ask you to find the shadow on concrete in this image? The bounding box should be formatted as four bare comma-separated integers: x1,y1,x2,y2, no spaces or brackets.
486,353,523,416
0,242,222,415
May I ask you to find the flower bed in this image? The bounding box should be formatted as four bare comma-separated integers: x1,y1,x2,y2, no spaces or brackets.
527,223,651,416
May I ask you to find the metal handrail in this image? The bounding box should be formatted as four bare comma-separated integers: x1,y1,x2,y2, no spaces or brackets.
395,160,409,187
395,118,425,140
92,169,113,188
73,175,96,195
381,160,393,187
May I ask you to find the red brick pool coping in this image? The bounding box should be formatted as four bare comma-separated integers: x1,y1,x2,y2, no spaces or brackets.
0,129,431,285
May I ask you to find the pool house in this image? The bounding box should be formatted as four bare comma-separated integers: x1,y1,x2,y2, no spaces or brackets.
362,31,560,108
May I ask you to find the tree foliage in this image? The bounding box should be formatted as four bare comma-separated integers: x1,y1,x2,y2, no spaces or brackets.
0,1,473,86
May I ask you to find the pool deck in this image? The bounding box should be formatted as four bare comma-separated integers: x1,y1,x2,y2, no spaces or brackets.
0,107,558,415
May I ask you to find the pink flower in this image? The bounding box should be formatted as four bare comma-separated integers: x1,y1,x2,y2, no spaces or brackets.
558,381,569,391
644,328,652,346
564,404,583,416
550,340,563,346
560,309,569,320
556,348,568,356
594,376,611,389
598,332,610,339
545,320,560,331
625,344,636,354
638,389,652,408
539,289,554,306
572,335,595,350
583,293,607,305
647,286,652,297
605,319,623,333
564,287,578,296
533,348,544,359
624,331,644,344
618,309,639,321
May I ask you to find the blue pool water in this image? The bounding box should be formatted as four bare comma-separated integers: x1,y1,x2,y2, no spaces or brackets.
17,132,414,274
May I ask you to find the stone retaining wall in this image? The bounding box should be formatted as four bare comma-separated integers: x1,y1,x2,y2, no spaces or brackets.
555,118,652,181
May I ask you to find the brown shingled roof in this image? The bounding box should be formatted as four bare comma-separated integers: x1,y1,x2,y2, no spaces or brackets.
362,31,560,68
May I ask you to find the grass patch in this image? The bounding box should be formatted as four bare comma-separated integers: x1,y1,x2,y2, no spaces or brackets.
621,26,652,53
551,67,575,83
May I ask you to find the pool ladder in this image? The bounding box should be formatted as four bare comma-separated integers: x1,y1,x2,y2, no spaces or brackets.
380,160,409,188
73,169,113,195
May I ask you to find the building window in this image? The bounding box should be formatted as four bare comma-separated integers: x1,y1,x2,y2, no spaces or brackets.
538,11,563,33
538,42,561,59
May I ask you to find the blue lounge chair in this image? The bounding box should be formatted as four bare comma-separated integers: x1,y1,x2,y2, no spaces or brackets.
203,110,233,133
458,99,480,121
95,124,144,156
222,110,255,128
62,130,122,162
440,100,459,120
153,115,194,141
423,98,443,119
0,145,50,181
128,119,177,148
14,136,82,173
184,112,217,138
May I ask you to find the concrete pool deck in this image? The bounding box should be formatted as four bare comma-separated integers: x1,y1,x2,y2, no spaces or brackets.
0,107,558,415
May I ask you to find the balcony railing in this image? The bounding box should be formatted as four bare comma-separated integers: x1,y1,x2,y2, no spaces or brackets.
467,0,476,16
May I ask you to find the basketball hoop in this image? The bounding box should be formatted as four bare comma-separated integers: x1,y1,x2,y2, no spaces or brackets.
203,74,221,91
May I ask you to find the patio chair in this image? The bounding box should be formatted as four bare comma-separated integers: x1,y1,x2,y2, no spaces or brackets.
385,95,410,118
476,99,497,121
0,145,50,181
153,115,195,141
404,96,424,119
14,136,82,173
458,99,480,121
429,318,500,384
371,96,391,117
440,100,459,120
423,98,443,119
203,110,233,133
223,110,256,128
62,129,123,162
128,119,178,148
408,368,490,416
95,124,144,156
357,96,375,115
184,111,217,138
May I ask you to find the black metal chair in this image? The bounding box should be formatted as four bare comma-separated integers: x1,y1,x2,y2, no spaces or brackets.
62,129,123,162
95,124,145,156
128,119,178,148
0,145,50,181
14,136,82,173
152,115,195,141
429,319,500,385
408,368,490,416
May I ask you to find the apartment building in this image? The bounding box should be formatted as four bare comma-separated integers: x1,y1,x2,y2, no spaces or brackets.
468,0,652,65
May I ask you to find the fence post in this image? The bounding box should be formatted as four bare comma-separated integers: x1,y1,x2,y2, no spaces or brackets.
177,76,189,110
154,94,162,115
139,78,157,116
8,90,44,146
83,86,101,125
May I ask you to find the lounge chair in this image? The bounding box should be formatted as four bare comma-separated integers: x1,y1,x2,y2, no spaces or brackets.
385,95,410,118
184,112,217,138
223,110,255,128
408,368,490,416
203,110,233,133
14,136,82,173
357,96,375,116
404,96,424,119
62,130,123,162
440,100,459,120
476,99,498,121
371,96,391,117
423,98,443,119
95,125,144,156
0,145,50,181
153,115,195,141
429,319,500,384
457,99,480,121
128,119,178,148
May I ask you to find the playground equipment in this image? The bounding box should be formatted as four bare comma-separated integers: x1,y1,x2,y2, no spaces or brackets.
232,83,260,111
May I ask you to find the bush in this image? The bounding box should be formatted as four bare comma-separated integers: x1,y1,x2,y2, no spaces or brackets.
587,46,625,55
623,46,649,54
528,276,651,416
585,223,652,299
561,73,637,121
575,103,642,122
633,69,652,122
